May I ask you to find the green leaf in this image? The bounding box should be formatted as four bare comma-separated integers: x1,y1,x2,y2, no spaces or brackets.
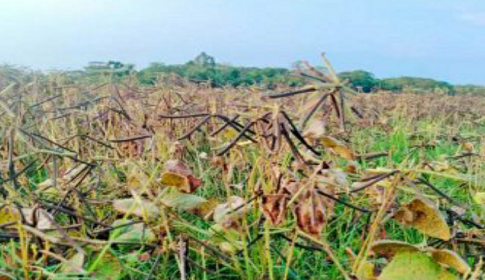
113,198,159,220
111,219,156,242
473,192,485,204
91,252,121,280
378,251,458,280
62,251,87,274
161,189,207,211
208,223,243,254
430,249,471,275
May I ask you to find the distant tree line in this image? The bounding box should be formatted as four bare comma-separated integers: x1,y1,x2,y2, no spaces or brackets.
1,52,485,96
137,52,303,87
338,70,456,94
135,53,477,94
454,84,485,96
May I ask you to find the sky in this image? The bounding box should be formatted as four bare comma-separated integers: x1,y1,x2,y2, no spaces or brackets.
0,0,484,84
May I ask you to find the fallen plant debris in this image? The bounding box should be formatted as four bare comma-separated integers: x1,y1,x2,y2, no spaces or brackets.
0,54,484,280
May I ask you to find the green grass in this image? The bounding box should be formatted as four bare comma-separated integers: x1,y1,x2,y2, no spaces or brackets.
1,85,484,280
102,117,482,279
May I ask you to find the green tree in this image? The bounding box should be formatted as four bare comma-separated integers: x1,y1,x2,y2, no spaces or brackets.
380,77,453,93
137,54,304,87
338,70,377,93
191,52,216,67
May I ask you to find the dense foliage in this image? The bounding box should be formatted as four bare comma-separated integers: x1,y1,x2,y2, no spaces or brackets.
338,70,455,94
338,70,377,93
455,84,485,96
137,53,303,87
379,76,453,94
1,53,484,95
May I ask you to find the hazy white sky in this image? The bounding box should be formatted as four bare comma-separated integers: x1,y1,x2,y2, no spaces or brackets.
1,0,484,84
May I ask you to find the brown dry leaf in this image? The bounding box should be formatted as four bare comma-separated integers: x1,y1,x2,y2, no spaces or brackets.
211,156,226,170
358,178,393,208
261,194,288,226
429,249,471,274
191,198,219,219
461,142,474,153
314,184,337,218
281,180,301,196
394,206,414,225
138,252,151,262
293,192,326,237
160,172,202,193
370,240,420,259
364,185,386,208
161,160,202,193
346,161,359,174
126,173,142,188
321,136,355,160
125,174,165,193
160,172,188,187
394,198,451,241
187,175,202,191
160,172,190,192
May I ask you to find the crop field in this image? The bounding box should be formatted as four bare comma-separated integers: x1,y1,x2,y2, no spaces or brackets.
0,57,485,280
